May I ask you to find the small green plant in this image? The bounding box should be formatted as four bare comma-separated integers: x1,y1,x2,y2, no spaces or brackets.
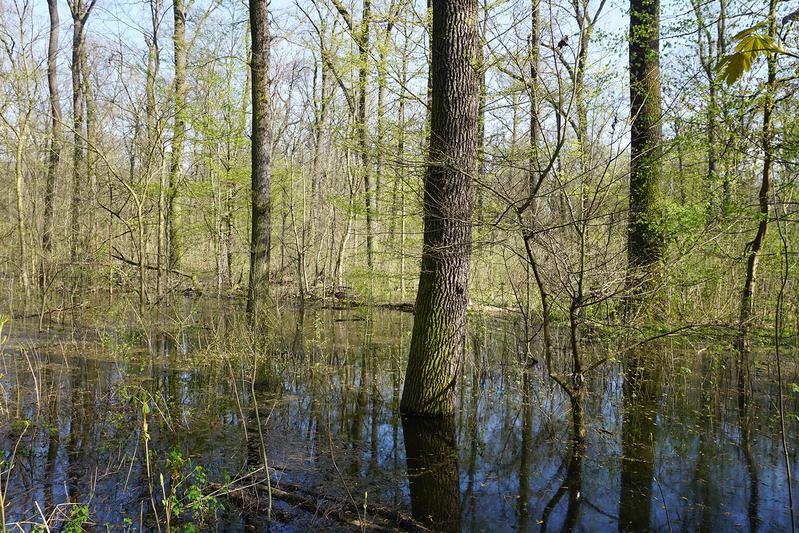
162,449,221,531
63,504,90,533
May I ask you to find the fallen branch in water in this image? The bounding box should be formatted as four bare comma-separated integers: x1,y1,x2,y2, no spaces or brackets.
210,478,428,532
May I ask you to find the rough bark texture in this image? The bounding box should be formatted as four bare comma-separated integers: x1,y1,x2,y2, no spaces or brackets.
358,0,373,269
168,0,187,270
69,5,86,262
247,0,272,314
400,0,478,417
627,0,664,302
43,0,61,259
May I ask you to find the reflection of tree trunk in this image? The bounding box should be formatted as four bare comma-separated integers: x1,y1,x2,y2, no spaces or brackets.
402,416,460,533
464,362,480,530
693,351,714,531
291,306,305,356
619,353,660,532
540,397,584,532
348,350,369,476
44,390,60,515
738,381,760,532
518,369,533,531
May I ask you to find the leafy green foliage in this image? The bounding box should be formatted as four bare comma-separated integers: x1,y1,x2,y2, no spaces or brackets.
63,505,90,533
717,22,786,85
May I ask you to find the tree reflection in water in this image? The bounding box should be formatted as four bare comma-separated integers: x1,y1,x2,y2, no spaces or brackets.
620,350,660,532
402,415,461,533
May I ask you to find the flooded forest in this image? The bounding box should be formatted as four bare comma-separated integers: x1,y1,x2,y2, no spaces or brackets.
1,0,798,530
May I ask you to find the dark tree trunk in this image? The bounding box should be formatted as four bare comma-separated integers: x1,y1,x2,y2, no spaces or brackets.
43,0,61,268
400,0,479,417
619,352,660,531
627,0,664,306
402,417,461,532
247,0,272,315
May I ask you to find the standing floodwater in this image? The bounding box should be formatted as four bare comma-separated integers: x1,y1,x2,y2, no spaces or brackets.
1,306,797,531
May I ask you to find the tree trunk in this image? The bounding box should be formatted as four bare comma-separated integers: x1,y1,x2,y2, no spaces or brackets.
168,0,187,271
400,0,479,417
247,0,272,315
14,114,31,305
81,38,97,258
43,0,61,276
359,0,374,269
627,0,664,308
69,7,86,263
737,0,777,395
145,0,164,297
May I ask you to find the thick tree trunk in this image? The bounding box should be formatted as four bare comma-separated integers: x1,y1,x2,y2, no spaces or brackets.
400,0,479,417
619,352,660,531
168,0,187,271
43,0,61,267
247,0,272,314
627,0,664,306
402,417,461,532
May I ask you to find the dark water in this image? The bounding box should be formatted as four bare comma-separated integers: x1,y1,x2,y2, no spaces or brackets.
1,305,797,531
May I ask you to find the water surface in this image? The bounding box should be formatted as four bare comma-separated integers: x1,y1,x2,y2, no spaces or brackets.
1,305,797,531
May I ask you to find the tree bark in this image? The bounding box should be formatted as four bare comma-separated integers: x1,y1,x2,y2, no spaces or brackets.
359,0,374,269
400,0,479,417
68,1,92,262
627,0,664,307
247,0,272,315
737,0,777,396
43,0,61,268
168,0,187,271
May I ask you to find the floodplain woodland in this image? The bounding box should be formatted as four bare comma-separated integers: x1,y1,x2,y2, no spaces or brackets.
0,0,798,530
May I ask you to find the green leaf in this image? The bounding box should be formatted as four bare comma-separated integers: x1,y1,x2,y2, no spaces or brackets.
731,21,768,41
717,25,787,85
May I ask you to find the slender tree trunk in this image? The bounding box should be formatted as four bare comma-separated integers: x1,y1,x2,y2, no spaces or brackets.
168,0,187,271
737,0,777,395
401,0,479,417
15,115,31,305
376,9,395,223
81,40,97,258
69,8,86,263
359,0,374,269
475,0,487,218
145,0,164,298
43,0,61,281
627,0,664,309
247,0,272,315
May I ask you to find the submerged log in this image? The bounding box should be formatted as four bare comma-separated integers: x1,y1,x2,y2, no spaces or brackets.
210,478,429,532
